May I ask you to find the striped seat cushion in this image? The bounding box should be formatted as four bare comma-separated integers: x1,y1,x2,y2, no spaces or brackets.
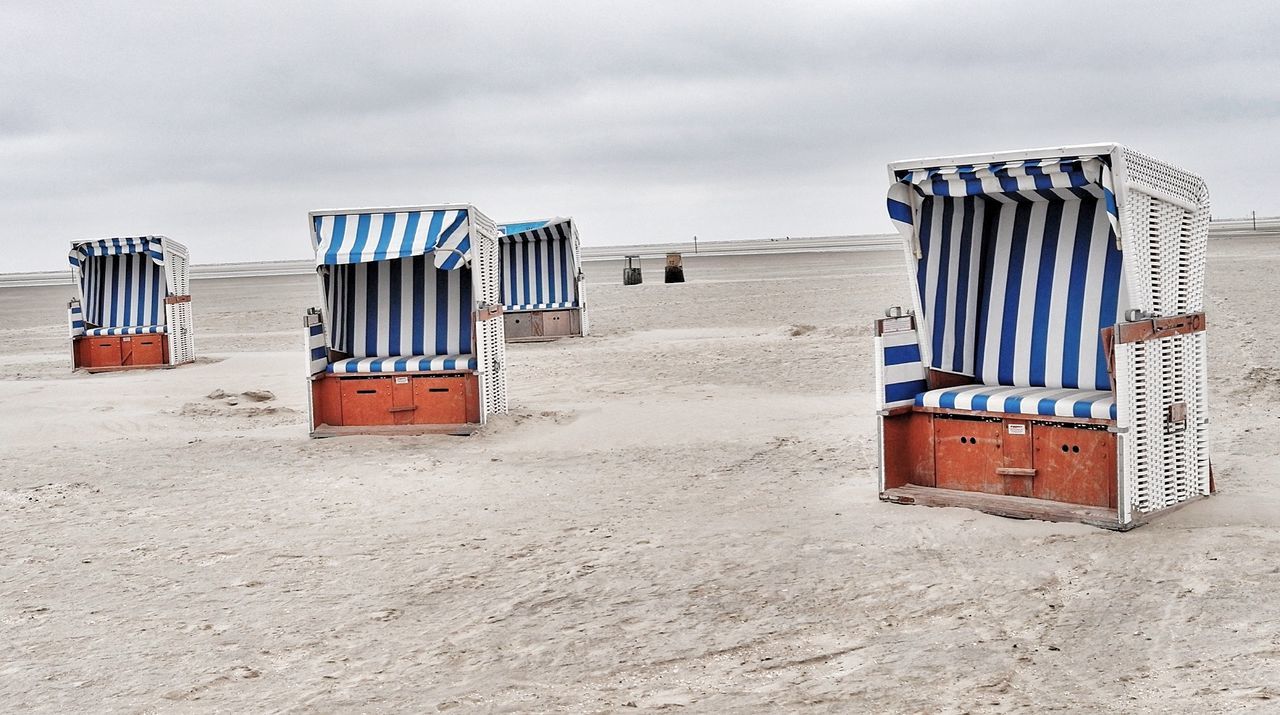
327,355,476,374
916,385,1116,420
506,301,578,311
85,325,167,336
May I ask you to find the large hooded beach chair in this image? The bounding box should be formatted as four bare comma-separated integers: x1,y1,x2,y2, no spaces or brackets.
67,236,195,371
497,217,589,341
875,144,1210,529
304,204,509,436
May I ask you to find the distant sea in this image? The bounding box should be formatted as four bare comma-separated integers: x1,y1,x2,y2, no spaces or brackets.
3,217,1277,288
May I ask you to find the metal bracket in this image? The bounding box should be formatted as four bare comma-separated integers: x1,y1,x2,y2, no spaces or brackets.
1166,402,1187,432
476,303,504,321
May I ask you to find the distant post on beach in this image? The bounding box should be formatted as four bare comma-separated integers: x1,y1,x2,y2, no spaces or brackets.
623,255,643,285
665,253,685,283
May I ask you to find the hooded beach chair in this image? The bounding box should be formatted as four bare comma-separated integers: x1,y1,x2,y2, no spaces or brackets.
875,144,1210,529
304,204,509,436
497,217,589,341
67,236,195,371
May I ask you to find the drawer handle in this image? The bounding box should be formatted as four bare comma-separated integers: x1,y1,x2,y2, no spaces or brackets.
355,389,378,395
389,406,416,413
428,388,450,393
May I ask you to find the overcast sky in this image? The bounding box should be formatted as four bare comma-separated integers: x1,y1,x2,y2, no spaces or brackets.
2,1,1277,272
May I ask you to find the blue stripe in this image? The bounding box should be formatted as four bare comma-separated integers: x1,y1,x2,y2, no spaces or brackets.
311,346,327,361
951,196,976,371
887,198,913,224
1061,199,1095,387
343,267,356,357
1095,220,1123,390
997,203,1031,384
915,197,934,362
559,228,571,304
374,213,398,261
883,344,921,365
884,380,927,404
520,236,533,306
424,211,445,263
412,256,426,354
387,258,402,352
1103,187,1118,222
971,392,990,412
930,199,953,369
1028,202,1062,385
121,254,135,327
458,268,473,353
324,215,348,265
972,207,998,379
364,262,379,356
434,262,450,354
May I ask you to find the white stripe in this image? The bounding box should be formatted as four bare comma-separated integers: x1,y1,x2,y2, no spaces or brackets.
979,206,1016,384
1076,200,1111,390
1043,202,1078,386
922,199,944,368
1012,202,1047,386
939,198,963,370
882,362,925,386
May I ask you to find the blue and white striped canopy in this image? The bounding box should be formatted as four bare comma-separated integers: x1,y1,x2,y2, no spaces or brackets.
887,156,1119,240
312,209,471,270
68,237,165,269
884,154,1129,393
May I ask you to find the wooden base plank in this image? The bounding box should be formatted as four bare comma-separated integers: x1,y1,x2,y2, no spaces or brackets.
880,484,1129,531
310,423,479,438
80,364,178,374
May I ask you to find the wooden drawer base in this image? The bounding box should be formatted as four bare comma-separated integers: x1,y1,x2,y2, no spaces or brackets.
311,372,480,429
883,409,1117,509
504,309,582,341
74,335,169,370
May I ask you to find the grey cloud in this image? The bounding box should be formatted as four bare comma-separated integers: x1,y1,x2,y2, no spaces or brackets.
2,1,1278,271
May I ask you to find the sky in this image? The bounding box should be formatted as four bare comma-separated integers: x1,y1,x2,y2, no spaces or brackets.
2,1,1277,273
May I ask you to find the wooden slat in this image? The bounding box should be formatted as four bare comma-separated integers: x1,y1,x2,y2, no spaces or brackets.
880,484,1128,530
311,423,478,438
913,405,1114,427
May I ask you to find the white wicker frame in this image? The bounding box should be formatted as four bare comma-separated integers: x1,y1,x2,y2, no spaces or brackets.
160,237,197,365
569,220,589,336
882,144,1211,527
469,208,510,422
1111,148,1212,524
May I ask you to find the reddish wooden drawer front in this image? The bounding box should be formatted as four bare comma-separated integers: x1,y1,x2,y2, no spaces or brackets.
934,416,1004,494
411,375,470,424
1032,425,1117,508
339,378,398,426
123,335,166,366
86,337,123,367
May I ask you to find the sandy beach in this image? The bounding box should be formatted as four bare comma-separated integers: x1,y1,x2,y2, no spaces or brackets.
2,242,1279,712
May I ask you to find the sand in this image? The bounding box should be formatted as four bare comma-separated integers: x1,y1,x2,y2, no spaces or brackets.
1,243,1279,713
